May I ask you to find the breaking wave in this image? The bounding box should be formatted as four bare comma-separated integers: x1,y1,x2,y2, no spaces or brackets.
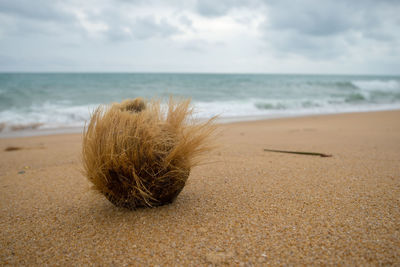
1,73,399,136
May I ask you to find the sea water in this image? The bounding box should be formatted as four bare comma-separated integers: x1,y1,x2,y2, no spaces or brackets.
0,73,399,136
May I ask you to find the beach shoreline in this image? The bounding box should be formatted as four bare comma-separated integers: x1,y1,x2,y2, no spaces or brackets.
1,108,399,139
1,73,400,139
1,110,400,265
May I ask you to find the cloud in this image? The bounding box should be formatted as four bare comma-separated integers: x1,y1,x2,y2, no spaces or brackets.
179,15,193,28
265,0,359,36
195,0,258,17
0,0,181,41
0,0,71,21
72,3,182,41
127,16,181,40
180,39,225,53
181,40,208,52
259,0,400,59
264,0,400,37
0,0,399,73
0,0,79,38
75,11,181,41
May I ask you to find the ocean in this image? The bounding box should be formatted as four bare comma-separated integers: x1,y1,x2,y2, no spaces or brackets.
1,73,399,137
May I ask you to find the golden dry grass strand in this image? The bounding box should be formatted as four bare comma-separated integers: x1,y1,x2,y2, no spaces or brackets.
82,97,216,209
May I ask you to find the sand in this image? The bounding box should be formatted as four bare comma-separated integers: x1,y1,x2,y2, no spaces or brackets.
1,110,400,266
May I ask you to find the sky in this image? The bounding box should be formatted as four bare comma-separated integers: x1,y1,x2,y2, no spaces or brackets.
0,0,399,74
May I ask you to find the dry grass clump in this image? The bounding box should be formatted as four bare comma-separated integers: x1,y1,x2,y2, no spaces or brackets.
82,97,215,209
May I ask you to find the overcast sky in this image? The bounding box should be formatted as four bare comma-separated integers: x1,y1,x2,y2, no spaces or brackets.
0,0,399,74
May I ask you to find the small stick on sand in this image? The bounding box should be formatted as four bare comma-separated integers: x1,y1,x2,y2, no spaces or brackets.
263,148,332,157
4,146,45,152
5,146,23,152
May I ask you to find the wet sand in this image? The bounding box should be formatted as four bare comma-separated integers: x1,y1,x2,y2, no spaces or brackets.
1,110,400,265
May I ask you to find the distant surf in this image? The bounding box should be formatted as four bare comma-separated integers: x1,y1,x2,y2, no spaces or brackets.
1,73,399,137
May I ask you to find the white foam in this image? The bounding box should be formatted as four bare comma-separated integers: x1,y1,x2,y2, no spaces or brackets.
193,98,336,119
352,80,400,92
193,98,400,121
194,100,261,118
1,98,400,137
0,102,99,132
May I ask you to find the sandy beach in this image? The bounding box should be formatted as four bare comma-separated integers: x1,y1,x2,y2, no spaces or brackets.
1,110,400,266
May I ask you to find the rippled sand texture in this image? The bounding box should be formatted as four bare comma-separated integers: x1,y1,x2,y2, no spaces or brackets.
1,110,400,266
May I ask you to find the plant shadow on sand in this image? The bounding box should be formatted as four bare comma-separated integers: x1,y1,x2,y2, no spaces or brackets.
72,186,216,239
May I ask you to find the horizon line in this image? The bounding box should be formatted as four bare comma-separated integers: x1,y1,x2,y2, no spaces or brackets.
0,71,399,76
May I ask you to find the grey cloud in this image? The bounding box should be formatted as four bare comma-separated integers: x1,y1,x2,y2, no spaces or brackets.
179,15,192,27
114,0,147,3
0,0,72,22
182,41,206,53
181,39,225,54
0,0,181,41
263,31,345,59
130,16,180,40
260,0,400,59
0,0,80,38
0,0,399,72
99,14,181,41
265,0,400,37
363,31,396,42
196,0,232,17
268,4,354,36
195,0,258,17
